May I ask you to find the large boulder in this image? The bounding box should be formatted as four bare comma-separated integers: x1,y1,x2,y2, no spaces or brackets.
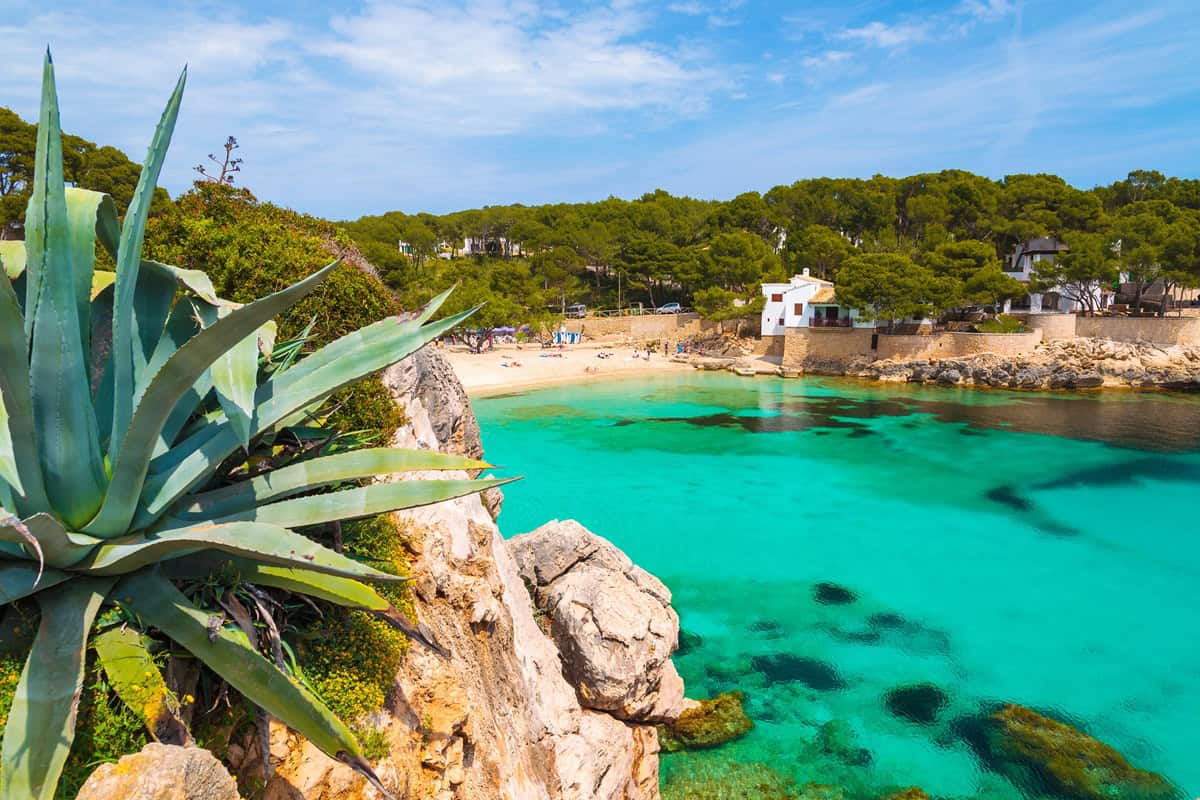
511,519,687,722
76,744,239,800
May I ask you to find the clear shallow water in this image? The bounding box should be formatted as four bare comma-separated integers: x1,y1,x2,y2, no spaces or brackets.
474,374,1200,799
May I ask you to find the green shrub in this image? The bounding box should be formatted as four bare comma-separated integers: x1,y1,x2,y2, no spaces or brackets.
973,314,1025,333
144,182,403,437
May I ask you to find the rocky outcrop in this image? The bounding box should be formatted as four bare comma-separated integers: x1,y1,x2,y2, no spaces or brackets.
76,744,239,800
657,691,753,752
510,519,686,722
253,346,672,800
847,338,1200,390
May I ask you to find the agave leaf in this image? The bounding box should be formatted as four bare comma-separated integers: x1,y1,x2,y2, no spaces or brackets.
90,270,116,300
195,301,258,448
0,512,42,576
26,51,108,526
136,306,477,528
19,513,103,569
141,299,208,458
85,261,338,538
109,67,186,466
172,448,491,521
0,272,47,513
113,570,388,785
130,261,181,404
0,391,23,495
76,520,405,582
0,561,69,605
195,477,512,531
0,241,25,281
93,626,191,745
271,288,454,395
64,188,118,346
165,554,392,610
0,576,114,800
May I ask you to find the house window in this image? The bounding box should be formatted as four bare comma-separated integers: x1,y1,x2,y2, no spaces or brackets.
771,293,783,302
793,303,803,316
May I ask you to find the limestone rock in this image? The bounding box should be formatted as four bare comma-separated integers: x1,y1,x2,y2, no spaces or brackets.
511,519,686,722
253,346,664,799
76,743,238,800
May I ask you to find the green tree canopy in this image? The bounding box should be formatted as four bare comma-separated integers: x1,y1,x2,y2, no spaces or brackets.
836,253,958,325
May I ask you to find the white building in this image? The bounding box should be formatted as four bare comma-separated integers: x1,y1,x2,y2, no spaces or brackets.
1003,237,1113,313
760,270,868,335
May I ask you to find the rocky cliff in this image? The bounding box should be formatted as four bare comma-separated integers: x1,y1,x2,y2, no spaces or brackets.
250,347,679,799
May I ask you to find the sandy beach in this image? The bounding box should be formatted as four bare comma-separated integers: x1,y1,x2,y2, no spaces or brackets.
441,342,692,396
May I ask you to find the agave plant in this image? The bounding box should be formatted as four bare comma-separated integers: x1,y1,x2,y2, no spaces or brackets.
0,52,505,799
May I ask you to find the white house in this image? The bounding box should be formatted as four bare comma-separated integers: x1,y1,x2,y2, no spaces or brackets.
760,270,867,335
1003,237,1114,313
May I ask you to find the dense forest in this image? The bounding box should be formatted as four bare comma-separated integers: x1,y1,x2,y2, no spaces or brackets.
3,102,1198,333
343,170,1200,328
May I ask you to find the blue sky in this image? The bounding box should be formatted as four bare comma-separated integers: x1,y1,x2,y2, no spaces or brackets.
2,0,1198,218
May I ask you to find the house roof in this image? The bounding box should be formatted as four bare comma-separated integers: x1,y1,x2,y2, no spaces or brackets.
810,287,837,304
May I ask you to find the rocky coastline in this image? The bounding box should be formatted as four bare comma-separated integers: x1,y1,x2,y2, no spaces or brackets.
76,346,691,800
702,338,1200,392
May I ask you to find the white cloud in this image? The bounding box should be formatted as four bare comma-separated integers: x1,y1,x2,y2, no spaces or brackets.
838,20,930,49
801,49,853,69
667,1,705,14
959,0,1016,21
311,1,726,133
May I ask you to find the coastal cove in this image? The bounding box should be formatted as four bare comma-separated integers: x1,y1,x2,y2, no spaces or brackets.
474,373,1200,799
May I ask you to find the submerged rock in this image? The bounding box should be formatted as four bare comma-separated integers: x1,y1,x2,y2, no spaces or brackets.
676,629,704,656
809,719,872,767
814,582,857,605
657,691,754,752
751,654,846,690
661,758,801,800
797,783,845,800
877,789,930,800
884,683,949,725
975,704,1181,800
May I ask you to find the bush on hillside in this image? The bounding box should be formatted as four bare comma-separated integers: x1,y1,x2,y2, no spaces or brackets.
144,182,402,436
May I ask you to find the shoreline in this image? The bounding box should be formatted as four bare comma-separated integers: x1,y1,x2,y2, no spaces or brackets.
442,343,692,397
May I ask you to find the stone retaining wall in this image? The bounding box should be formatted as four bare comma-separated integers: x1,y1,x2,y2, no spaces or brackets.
876,330,1043,360
1013,312,1077,342
1075,315,1200,345
564,312,717,341
754,335,786,357
782,327,1043,371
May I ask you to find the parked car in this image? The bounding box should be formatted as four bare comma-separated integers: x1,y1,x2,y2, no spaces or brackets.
657,302,682,314
565,303,587,319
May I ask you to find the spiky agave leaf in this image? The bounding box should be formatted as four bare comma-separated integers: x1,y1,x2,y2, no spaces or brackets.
0,51,497,800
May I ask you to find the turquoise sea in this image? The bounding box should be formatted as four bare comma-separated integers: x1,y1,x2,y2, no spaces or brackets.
473,374,1200,799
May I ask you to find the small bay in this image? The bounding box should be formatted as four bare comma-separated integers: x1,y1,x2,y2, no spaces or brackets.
476,373,1200,799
